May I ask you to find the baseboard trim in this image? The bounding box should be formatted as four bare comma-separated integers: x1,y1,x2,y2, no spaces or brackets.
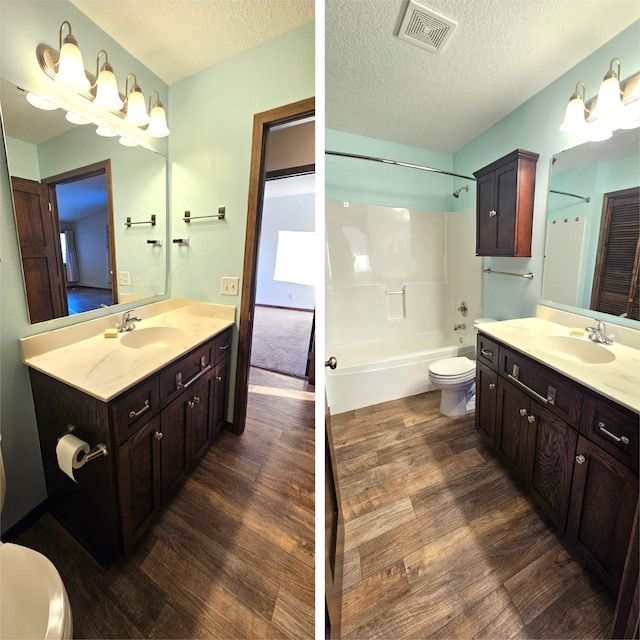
255,304,314,313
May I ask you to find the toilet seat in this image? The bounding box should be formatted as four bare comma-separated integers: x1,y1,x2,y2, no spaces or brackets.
428,356,475,382
0,542,73,640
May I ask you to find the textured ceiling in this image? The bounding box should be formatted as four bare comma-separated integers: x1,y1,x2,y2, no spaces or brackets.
70,0,315,85
326,0,640,153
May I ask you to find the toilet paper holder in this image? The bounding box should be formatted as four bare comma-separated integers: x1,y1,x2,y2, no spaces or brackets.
58,426,109,464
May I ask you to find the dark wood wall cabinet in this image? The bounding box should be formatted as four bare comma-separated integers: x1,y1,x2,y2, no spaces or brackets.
474,149,539,257
475,332,639,626
28,327,232,562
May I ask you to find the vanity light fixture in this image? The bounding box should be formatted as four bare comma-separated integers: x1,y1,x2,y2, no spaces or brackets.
559,81,587,133
54,21,91,93
124,73,150,126
65,112,91,125
118,137,138,147
93,50,124,112
25,92,58,110
96,126,118,137
591,58,624,123
146,91,170,138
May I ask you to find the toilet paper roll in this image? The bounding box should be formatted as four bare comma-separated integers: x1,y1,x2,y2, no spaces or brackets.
56,434,90,483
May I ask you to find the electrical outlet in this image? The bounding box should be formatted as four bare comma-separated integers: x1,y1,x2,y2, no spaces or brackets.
118,271,131,286
221,276,239,295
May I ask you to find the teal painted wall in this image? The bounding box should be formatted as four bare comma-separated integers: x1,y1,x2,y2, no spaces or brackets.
5,137,40,180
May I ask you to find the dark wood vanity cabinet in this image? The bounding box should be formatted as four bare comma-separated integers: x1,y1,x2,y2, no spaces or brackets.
29,327,233,561
474,149,539,257
475,332,639,598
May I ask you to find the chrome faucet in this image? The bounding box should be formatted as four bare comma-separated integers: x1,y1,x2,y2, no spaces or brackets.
585,319,612,345
118,310,141,332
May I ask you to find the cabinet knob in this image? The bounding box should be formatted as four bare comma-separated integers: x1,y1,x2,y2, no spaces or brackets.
576,454,586,464
489,210,497,217
519,408,528,416
216,376,223,382
154,431,163,440
527,414,536,423
193,396,201,404
188,400,195,409
489,383,496,390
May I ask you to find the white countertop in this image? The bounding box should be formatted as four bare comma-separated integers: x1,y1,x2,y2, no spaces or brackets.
20,299,235,402
477,316,640,414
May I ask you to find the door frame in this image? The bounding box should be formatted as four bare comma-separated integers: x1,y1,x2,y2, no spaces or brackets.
231,97,315,435
43,159,118,305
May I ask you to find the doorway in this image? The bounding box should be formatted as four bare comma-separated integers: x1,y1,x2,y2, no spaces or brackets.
233,97,315,435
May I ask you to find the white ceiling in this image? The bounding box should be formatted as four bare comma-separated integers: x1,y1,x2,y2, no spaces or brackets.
326,0,640,153
70,0,315,85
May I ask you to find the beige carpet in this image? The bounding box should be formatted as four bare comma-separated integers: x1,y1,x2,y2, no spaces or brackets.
250,305,314,379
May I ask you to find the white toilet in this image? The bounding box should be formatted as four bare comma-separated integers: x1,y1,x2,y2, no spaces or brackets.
428,318,496,417
0,442,73,640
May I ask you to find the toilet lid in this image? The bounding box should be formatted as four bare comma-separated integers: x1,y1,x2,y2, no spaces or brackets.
429,357,475,378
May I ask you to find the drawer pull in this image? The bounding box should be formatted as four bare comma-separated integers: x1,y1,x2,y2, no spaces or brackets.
216,375,223,382
519,408,528,416
128,400,150,419
154,431,163,441
598,422,630,445
489,210,497,217
219,343,230,351
507,373,549,405
489,383,496,390
576,454,586,464
481,348,494,358
527,414,536,423
176,363,212,391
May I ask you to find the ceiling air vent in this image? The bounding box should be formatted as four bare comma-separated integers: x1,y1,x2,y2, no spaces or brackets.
397,1,457,54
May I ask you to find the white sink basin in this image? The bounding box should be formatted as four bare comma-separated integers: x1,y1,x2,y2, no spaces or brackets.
535,335,615,364
120,326,186,349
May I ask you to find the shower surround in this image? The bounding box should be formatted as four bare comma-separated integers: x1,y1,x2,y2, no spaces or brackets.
325,199,482,414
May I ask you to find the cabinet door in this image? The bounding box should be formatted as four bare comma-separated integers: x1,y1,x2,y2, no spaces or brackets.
212,356,230,438
189,376,212,464
567,435,639,592
475,361,498,449
117,416,162,553
496,380,529,479
476,172,496,255
160,396,192,503
524,404,577,532
494,161,518,254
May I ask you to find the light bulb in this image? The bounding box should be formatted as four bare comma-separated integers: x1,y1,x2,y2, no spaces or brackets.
125,87,149,126
55,32,90,93
147,103,170,137
94,64,124,112
559,96,587,133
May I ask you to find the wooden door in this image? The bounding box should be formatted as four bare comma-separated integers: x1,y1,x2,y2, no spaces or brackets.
524,404,577,532
11,176,67,322
475,361,498,449
567,435,639,592
496,380,529,479
117,416,162,553
590,186,640,320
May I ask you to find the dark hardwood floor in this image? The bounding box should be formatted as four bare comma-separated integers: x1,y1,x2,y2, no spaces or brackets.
330,390,615,639
14,367,315,639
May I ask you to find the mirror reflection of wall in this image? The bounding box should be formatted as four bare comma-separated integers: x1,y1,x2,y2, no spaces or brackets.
1,79,167,324
543,127,640,323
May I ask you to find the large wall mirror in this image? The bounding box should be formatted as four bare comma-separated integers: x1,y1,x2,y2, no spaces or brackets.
1,78,167,325
542,127,640,325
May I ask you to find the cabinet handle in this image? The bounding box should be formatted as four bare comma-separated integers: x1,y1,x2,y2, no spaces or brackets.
219,343,229,351
489,383,496,390
507,374,549,405
176,363,212,391
188,400,195,409
216,375,223,382
193,395,201,404
519,408,528,416
154,431,163,441
480,348,494,358
576,454,586,464
598,422,630,445
128,399,150,419
527,414,536,423
488,210,497,217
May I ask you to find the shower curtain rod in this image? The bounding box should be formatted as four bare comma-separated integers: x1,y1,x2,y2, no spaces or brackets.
325,150,477,181
549,189,591,203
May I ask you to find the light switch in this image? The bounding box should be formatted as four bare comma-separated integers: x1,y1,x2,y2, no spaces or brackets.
221,277,239,295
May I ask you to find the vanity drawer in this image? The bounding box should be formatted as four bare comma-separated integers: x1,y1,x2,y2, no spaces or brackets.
477,334,499,370
112,378,161,445
160,341,212,408
213,328,232,364
580,394,639,474
498,345,583,427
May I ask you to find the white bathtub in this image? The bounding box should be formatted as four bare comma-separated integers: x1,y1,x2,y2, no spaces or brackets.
325,332,475,415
